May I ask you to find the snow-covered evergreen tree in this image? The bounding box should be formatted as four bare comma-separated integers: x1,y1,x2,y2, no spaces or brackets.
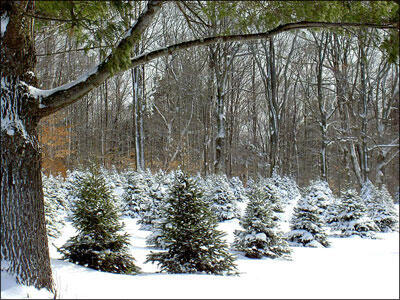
380,185,396,206
306,180,335,223
64,168,88,214
59,166,140,274
233,184,291,259
42,174,66,239
331,189,379,238
257,178,284,221
229,176,248,203
122,171,151,218
145,170,174,249
287,191,330,248
360,179,377,203
138,172,168,231
269,171,300,206
203,174,240,221
376,185,398,232
360,181,398,232
146,172,237,274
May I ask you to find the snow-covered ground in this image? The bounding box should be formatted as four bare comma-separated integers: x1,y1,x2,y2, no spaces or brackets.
2,212,399,299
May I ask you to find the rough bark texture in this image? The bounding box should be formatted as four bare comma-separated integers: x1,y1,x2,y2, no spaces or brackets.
1,1,163,291
1,1,53,291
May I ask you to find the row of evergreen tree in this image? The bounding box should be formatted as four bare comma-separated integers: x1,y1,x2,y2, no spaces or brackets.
42,167,399,276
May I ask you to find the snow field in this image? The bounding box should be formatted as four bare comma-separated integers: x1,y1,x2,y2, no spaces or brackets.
49,216,400,299
1,172,398,299
2,215,399,299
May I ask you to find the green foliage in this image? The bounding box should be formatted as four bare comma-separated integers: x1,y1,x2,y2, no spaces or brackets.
59,165,140,274
199,1,399,62
33,1,398,69
146,172,237,275
35,1,135,58
380,30,399,64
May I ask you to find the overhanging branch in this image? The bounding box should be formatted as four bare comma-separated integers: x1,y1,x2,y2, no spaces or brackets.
38,18,397,118
37,0,163,117
128,21,396,69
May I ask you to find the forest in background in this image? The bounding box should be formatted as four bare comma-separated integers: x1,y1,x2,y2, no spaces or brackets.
34,1,399,194
2,0,399,294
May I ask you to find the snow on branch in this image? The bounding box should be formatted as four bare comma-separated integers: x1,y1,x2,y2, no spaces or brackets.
36,0,163,118
127,21,396,70
37,12,397,119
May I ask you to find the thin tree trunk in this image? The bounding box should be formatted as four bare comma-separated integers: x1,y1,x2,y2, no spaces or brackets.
140,64,145,169
314,32,329,181
131,67,141,171
359,41,369,183
268,37,279,176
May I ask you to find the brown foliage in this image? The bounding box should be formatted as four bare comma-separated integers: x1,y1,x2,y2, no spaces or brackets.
38,111,73,178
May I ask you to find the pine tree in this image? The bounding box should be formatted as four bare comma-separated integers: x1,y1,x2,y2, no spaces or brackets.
122,171,150,218
287,191,330,248
307,180,335,223
42,174,66,239
145,170,177,249
135,170,168,231
146,172,237,274
375,185,399,232
258,179,284,221
59,166,140,274
394,186,399,204
361,181,398,232
332,189,379,238
204,174,240,221
233,184,291,259
229,176,248,203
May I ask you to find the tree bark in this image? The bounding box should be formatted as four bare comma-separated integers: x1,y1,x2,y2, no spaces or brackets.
1,2,53,291
314,31,329,181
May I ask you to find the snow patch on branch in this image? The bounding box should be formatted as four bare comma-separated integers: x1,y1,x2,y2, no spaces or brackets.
28,65,99,100
1,12,9,37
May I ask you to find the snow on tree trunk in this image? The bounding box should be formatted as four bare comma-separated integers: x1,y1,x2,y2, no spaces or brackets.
1,3,53,291
1,96,53,289
214,77,226,174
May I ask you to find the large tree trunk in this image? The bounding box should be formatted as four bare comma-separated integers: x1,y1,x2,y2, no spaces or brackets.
1,2,53,291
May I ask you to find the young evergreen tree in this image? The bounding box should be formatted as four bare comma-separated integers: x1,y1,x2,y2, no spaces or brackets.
58,166,140,274
146,172,237,274
331,189,379,238
287,191,330,248
307,180,335,223
42,174,66,239
145,171,178,249
233,184,291,259
258,178,284,221
360,181,398,232
122,171,150,218
269,171,296,206
394,186,399,204
204,174,240,221
229,176,248,203
376,185,398,232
